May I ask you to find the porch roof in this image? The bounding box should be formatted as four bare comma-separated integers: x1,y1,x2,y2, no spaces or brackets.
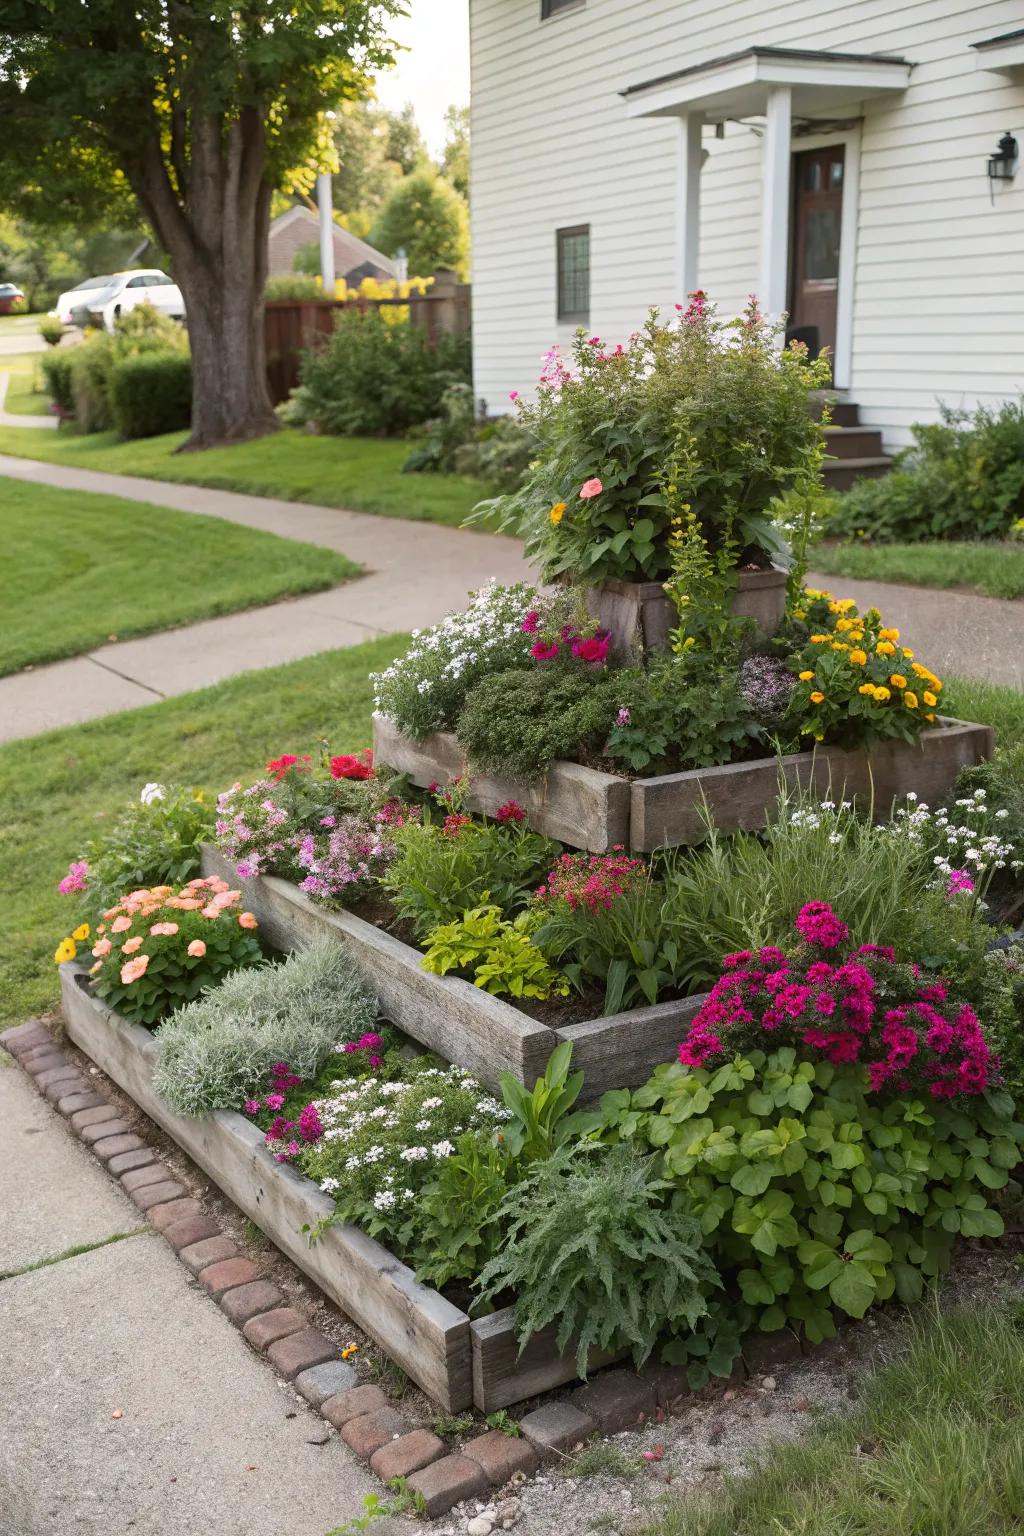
970,28,1024,73
621,45,912,122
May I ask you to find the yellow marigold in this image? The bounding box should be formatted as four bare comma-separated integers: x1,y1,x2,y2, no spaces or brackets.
923,690,938,707
835,617,853,633
890,674,907,688
849,630,864,643
549,501,567,524
72,922,90,942
829,598,856,613
905,691,919,709
793,608,807,620
810,691,825,704
810,634,830,644
799,670,815,681
53,937,76,965
831,642,849,652
879,626,900,642
926,712,937,722
873,686,891,703
902,647,914,659
849,649,868,666
858,683,875,696
876,641,896,657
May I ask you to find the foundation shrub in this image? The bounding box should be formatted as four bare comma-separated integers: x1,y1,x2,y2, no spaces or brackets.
108,349,192,438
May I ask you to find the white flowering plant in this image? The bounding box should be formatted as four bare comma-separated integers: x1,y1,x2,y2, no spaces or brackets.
892,788,1022,909
298,1062,512,1251
370,579,540,740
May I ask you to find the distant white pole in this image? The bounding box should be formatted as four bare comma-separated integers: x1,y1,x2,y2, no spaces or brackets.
395,246,409,285
317,173,336,295
676,114,703,299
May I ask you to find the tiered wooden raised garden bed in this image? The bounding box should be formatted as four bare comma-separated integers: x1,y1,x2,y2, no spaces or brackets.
199,845,704,1096
59,963,624,1411
373,713,995,854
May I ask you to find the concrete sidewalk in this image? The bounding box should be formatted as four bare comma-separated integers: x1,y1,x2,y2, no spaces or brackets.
0,1052,398,1536
0,454,533,742
0,368,58,429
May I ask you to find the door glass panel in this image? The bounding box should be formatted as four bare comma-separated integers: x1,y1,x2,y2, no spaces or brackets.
829,159,844,188
804,207,841,281
803,159,822,192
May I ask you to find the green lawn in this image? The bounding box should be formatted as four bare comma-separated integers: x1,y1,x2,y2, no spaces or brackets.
942,673,1024,746
812,539,1024,600
0,633,408,1027
0,478,359,675
0,422,494,527
0,349,51,416
645,1304,1024,1536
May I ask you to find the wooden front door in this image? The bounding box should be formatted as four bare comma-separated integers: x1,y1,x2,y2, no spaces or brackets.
789,145,844,367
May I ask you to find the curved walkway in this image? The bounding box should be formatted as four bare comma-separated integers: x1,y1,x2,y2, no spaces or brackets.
0,453,533,742
0,449,1019,742
0,368,59,429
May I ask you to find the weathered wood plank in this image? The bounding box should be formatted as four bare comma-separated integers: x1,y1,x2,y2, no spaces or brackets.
558,995,705,1098
60,965,473,1410
630,718,994,852
471,1307,627,1412
372,714,630,852
201,845,555,1091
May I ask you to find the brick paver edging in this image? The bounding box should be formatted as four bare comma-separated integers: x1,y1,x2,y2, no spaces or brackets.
2,1018,810,1518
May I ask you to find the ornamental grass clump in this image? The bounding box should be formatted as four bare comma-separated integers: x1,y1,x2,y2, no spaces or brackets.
678,901,996,1100
79,876,263,1027
152,938,378,1115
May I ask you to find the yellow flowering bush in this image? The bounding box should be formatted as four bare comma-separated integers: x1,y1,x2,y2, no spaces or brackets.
58,877,263,1028
788,588,943,747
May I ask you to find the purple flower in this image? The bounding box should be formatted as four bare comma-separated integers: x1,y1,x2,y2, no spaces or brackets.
738,655,797,727
616,707,631,727
243,1099,261,1115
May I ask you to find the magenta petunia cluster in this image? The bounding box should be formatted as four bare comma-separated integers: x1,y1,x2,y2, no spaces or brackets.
678,901,995,1099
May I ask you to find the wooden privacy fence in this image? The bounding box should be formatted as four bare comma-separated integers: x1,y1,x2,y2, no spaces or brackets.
264,268,471,405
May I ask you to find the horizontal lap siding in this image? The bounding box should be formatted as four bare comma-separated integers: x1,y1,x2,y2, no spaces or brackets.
471,0,1024,444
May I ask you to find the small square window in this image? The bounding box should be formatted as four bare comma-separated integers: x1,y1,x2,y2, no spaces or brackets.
557,225,590,323
542,0,585,18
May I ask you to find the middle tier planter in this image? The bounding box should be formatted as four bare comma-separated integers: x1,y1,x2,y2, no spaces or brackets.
373,713,995,854
200,844,704,1097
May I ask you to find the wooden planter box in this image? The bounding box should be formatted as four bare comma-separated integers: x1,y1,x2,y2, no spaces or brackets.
586,567,787,663
58,965,627,1411
200,844,703,1098
374,714,994,854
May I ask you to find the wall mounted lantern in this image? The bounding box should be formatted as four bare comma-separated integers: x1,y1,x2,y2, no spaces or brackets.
988,130,1018,182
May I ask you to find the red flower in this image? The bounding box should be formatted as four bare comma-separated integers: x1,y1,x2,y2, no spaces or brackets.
572,632,611,665
443,813,472,838
267,754,310,780
496,800,526,824
330,749,374,781
531,640,560,661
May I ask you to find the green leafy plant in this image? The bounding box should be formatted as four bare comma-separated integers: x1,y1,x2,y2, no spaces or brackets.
38,315,64,347
605,655,763,775
420,904,567,1001
412,1131,511,1290
484,1410,522,1437
476,1142,720,1375
61,783,215,918
455,665,622,780
497,1040,585,1164
39,348,74,413
264,272,322,300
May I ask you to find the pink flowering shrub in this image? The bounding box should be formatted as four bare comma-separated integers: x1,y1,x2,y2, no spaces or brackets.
88,878,263,1027
679,901,995,1099
296,818,401,903
520,591,612,668
537,850,647,915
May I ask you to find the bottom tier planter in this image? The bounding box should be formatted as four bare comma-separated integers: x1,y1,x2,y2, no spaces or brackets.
200,844,704,1097
58,963,626,1412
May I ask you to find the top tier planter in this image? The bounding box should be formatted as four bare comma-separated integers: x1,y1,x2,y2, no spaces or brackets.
587,567,788,664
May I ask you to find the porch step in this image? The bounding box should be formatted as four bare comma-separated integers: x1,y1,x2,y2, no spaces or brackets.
822,455,893,493
809,390,860,428
824,425,888,461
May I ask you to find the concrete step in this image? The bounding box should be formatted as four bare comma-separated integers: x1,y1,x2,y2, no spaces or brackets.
822,455,893,493
824,425,886,460
809,391,860,427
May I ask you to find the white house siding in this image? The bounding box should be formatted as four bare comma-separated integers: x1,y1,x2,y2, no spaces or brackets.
470,0,1024,447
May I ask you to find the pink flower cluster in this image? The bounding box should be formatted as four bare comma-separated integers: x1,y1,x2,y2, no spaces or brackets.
296,820,398,901
340,1031,385,1070
522,611,612,666
496,800,526,824
58,860,89,896
537,848,647,915
678,902,995,1099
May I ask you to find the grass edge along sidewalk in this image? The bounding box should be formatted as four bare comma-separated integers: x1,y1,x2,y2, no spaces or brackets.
0,422,494,529
813,538,1024,602
0,632,408,1028
0,476,359,676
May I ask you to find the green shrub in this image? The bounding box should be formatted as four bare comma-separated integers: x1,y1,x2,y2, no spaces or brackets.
265,272,323,301
606,655,764,774
402,382,476,473
476,1142,720,1375
455,414,535,493
66,303,189,433
108,350,192,439
412,1130,511,1290
456,666,623,780
591,1049,1023,1376
38,315,65,347
828,400,1024,543
152,939,378,1114
290,308,471,436
40,350,74,414
420,904,567,1000
62,783,214,917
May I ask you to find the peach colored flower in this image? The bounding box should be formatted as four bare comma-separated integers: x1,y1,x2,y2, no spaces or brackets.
92,938,112,958
212,889,240,909
150,922,179,936
187,939,207,958
201,904,221,919
178,898,204,910
139,903,160,917
90,961,102,976
238,912,258,930
120,954,150,985
579,477,604,500
122,936,144,954
111,915,133,933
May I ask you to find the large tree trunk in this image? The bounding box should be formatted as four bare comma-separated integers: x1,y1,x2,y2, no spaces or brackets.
129,109,279,451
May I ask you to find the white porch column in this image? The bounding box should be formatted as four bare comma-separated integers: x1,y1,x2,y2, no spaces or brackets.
759,85,792,320
676,113,703,298
317,172,336,296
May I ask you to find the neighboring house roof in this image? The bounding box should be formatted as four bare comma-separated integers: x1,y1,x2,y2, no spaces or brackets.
267,205,398,282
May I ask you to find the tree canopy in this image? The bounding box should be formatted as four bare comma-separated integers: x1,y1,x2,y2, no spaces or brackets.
370,168,469,279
